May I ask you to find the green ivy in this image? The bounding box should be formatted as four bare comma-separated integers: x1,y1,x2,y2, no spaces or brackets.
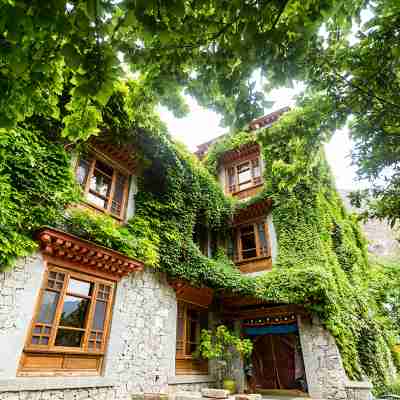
0,82,398,391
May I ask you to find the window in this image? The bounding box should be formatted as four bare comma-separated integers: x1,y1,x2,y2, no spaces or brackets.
176,301,208,375
225,157,262,194
193,224,209,257
230,220,270,263
76,155,130,219
19,265,114,376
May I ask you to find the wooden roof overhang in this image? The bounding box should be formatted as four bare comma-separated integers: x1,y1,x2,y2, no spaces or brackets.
219,294,307,321
220,142,260,165
36,228,143,281
233,197,272,225
169,279,214,308
89,138,139,174
248,106,290,130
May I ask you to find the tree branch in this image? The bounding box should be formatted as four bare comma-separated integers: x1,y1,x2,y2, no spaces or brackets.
269,0,290,32
333,71,400,111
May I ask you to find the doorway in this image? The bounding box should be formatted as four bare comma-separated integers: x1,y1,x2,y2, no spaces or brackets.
250,333,306,391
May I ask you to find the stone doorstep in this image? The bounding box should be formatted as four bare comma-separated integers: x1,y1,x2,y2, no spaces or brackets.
201,389,230,399
234,395,262,400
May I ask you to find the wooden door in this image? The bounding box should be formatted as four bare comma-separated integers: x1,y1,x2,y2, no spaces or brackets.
252,334,296,389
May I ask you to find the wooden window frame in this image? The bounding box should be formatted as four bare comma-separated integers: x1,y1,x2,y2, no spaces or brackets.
19,264,115,376
176,301,208,375
224,155,262,195
76,152,131,221
233,218,271,264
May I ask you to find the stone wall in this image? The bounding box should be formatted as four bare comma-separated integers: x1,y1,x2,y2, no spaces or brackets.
0,254,200,399
0,253,44,379
298,315,349,400
0,384,116,400
104,268,177,394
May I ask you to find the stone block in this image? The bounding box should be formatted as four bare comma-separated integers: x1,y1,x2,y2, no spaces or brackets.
144,394,157,400
201,389,229,399
234,395,248,400
247,394,262,400
175,391,202,400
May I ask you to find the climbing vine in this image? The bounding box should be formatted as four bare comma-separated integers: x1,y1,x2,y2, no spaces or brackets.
0,82,398,392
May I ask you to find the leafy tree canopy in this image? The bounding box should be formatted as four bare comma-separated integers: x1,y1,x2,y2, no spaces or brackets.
0,0,364,137
299,0,400,225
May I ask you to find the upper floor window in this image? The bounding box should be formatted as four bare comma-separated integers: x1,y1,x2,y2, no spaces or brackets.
76,155,130,220
228,219,271,264
225,156,262,195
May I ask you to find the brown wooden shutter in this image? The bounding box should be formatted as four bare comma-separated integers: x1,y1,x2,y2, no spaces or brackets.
226,167,236,193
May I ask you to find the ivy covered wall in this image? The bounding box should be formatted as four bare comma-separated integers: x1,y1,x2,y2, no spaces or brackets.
0,84,398,391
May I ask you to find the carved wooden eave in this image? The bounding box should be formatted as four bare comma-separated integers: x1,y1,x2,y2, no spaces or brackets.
169,279,213,308
89,138,139,174
233,197,273,225
220,142,260,165
36,228,143,281
248,106,290,131
219,296,308,320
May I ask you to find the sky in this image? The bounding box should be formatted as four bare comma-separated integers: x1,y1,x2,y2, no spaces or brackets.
158,6,376,191
158,88,365,190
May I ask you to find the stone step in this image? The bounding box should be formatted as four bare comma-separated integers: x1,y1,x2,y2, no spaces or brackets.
201,389,230,399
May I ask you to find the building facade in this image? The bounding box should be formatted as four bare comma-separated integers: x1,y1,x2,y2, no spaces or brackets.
0,111,373,400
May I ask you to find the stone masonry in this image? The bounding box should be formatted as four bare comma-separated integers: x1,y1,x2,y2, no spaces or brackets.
0,254,183,399
298,315,349,400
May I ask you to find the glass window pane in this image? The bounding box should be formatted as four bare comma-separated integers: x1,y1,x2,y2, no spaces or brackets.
89,170,111,197
240,225,257,259
59,295,89,328
55,329,84,347
40,337,49,345
76,158,90,186
257,223,268,255
31,336,40,345
37,290,60,325
67,279,92,296
252,159,261,178
92,300,106,331
111,173,126,215
227,167,236,187
237,163,251,184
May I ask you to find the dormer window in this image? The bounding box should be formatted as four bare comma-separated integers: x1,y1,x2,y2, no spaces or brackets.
76,155,130,220
225,156,262,195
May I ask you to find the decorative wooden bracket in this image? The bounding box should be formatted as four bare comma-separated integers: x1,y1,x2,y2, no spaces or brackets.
36,228,143,280
169,279,213,307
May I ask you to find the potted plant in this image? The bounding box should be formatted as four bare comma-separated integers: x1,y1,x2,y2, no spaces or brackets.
198,325,253,394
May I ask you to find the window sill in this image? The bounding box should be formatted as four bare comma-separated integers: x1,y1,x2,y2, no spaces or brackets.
0,377,116,393
168,375,215,385
79,201,124,222
235,255,271,265
230,183,263,196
